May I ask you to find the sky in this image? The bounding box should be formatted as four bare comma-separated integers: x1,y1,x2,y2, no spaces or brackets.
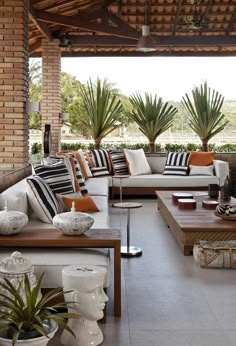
61,57,236,101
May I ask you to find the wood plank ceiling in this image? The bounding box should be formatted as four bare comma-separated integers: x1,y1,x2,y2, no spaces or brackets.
29,0,236,57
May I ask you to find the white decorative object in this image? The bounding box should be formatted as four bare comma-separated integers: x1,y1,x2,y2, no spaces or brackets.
0,201,28,235
61,265,108,346
53,202,94,235
0,252,38,302
189,165,214,176
123,148,151,176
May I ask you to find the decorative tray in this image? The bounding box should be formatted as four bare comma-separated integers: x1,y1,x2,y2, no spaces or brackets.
214,212,236,221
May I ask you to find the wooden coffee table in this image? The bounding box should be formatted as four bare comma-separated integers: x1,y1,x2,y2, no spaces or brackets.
156,191,236,256
0,227,121,317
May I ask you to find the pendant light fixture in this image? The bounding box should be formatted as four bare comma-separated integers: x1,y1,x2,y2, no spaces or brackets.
136,0,156,52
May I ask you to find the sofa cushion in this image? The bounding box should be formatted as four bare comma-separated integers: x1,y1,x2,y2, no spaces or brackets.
91,149,112,174
28,195,109,228
26,176,59,223
0,179,28,214
117,174,218,187
189,165,214,176
189,151,215,166
34,163,74,195
123,148,151,176
90,166,110,177
163,152,190,176
78,149,93,178
109,150,129,175
86,177,109,197
146,156,166,174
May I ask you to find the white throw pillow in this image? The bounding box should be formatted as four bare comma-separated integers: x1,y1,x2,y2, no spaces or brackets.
123,149,151,176
189,165,214,176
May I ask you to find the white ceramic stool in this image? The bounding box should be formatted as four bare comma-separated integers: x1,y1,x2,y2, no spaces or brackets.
61,264,108,346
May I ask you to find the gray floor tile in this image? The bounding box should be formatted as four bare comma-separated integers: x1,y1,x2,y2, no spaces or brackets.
48,199,236,346
130,330,231,346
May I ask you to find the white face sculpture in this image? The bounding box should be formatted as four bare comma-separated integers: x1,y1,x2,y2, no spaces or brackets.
74,285,108,321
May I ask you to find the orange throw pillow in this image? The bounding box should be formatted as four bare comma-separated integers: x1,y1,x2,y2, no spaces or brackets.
63,195,99,213
188,151,215,166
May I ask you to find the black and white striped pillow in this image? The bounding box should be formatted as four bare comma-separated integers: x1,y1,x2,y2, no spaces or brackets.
163,152,190,176
109,150,129,175
34,163,74,195
91,149,112,174
26,176,58,224
90,166,110,177
42,156,64,166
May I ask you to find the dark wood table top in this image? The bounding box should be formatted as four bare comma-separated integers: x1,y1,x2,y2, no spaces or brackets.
156,191,236,232
0,228,120,247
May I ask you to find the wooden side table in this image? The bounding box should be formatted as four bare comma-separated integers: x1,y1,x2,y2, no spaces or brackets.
113,202,143,257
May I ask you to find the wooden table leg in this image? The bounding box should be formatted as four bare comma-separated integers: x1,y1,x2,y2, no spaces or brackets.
114,241,121,317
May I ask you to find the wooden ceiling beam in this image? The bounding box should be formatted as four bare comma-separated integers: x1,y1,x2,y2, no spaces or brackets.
68,34,236,46
35,9,139,39
29,39,42,55
106,11,139,39
29,1,52,40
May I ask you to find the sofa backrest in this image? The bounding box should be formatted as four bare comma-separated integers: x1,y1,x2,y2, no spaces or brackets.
0,178,28,214
146,156,166,174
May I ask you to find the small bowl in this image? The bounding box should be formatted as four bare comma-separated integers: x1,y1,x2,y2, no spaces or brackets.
53,211,94,235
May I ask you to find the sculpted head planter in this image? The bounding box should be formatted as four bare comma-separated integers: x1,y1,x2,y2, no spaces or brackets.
61,265,108,346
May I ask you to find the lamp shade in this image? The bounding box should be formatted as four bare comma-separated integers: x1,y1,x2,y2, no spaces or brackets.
136,25,156,52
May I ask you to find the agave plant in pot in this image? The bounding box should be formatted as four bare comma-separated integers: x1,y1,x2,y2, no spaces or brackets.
0,273,80,346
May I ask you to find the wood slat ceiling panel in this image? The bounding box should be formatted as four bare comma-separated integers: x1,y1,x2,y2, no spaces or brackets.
29,0,236,57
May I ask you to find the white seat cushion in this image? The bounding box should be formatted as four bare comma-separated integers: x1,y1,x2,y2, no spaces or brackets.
86,177,109,197
116,174,218,187
0,248,110,288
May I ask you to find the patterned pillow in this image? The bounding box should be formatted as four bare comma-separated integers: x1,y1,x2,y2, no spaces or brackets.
33,163,75,195
109,150,129,175
68,155,88,195
90,166,110,177
26,176,59,224
163,152,190,176
91,149,112,174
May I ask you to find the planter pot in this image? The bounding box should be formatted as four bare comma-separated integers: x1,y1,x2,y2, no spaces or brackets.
0,322,58,346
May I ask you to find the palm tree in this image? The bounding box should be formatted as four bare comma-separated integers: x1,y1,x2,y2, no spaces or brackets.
78,78,123,149
182,82,228,151
129,93,178,152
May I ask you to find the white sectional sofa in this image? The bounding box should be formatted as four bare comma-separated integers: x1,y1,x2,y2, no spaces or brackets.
0,155,229,288
111,157,229,196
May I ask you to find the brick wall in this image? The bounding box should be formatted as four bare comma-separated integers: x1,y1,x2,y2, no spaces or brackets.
0,0,29,170
41,39,61,155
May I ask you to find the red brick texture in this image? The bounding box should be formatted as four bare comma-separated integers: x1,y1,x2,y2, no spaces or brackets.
41,39,61,155
0,0,29,170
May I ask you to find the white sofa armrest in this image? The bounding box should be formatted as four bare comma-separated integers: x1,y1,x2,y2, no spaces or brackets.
213,160,229,186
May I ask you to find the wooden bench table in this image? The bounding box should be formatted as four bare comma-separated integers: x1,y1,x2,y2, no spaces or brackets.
156,191,236,256
0,227,121,317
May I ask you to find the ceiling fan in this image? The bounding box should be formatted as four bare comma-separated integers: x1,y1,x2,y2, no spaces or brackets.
182,0,208,31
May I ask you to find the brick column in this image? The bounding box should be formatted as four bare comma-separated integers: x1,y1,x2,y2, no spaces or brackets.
0,0,29,171
42,39,61,155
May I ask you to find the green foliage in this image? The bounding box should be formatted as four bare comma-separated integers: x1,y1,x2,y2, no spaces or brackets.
31,142,236,154
79,78,124,148
0,273,80,345
31,143,42,154
182,82,228,151
129,93,178,152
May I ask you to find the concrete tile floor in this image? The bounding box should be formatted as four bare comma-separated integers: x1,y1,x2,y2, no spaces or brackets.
49,199,236,346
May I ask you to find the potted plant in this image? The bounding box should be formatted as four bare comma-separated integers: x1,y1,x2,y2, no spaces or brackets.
0,273,80,346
